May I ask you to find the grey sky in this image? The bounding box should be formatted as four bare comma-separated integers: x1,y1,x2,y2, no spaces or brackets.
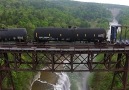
74,0,129,6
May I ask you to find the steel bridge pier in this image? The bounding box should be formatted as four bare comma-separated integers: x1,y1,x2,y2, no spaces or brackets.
111,53,129,90
0,44,129,89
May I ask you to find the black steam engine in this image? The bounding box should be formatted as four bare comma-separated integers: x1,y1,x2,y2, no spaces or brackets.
0,27,107,44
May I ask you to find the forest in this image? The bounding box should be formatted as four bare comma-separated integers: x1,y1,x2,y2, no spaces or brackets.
0,0,111,38
2,0,129,90
117,7,129,25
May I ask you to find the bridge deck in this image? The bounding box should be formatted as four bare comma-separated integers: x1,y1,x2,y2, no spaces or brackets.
0,43,129,52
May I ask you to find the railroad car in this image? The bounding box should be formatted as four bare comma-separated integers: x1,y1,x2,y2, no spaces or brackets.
74,28,106,42
34,27,107,43
0,28,27,42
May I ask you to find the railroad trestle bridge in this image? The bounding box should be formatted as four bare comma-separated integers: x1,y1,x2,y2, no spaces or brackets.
0,43,129,90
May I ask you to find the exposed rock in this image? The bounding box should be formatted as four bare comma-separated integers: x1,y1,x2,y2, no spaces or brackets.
31,80,54,90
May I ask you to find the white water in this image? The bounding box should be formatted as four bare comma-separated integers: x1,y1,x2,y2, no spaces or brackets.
55,73,71,90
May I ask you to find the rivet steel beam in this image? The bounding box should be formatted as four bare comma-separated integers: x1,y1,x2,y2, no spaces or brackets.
0,44,129,89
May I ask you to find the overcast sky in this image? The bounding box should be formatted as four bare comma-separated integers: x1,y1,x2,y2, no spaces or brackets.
74,0,129,6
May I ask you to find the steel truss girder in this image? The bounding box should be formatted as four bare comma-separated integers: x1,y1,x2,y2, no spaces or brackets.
0,51,128,72
0,49,129,90
111,53,129,90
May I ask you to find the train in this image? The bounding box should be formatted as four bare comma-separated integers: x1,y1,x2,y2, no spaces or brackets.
0,27,107,44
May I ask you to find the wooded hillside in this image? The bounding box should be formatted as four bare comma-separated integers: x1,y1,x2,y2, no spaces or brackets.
0,0,111,33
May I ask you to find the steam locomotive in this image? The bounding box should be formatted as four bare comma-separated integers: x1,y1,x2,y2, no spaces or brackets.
0,27,107,43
